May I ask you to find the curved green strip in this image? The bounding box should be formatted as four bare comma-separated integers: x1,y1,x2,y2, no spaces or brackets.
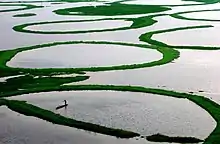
0,41,179,75
0,99,140,138
0,84,219,143
53,3,171,16
0,75,90,95
13,15,159,34
0,4,42,12
13,13,36,17
146,133,203,143
139,25,220,50
171,9,220,22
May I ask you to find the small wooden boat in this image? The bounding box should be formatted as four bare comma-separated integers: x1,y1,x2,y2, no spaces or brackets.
56,100,68,110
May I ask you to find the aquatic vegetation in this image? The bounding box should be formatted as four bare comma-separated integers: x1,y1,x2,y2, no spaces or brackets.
0,75,89,95
13,15,159,34
53,3,171,16
0,41,179,75
13,13,36,17
1,84,220,143
139,25,220,50
146,133,203,143
2,0,220,143
0,98,140,138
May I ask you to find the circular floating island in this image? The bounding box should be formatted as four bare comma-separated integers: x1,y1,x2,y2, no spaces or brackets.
0,106,147,144
14,19,132,34
9,90,216,139
7,43,162,69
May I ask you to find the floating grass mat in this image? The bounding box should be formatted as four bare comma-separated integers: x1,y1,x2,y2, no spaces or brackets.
1,84,220,143
139,25,220,50
0,41,179,76
0,98,140,138
13,14,159,34
146,133,203,143
53,3,171,16
171,9,220,22
13,13,36,17
0,4,42,12
0,75,89,95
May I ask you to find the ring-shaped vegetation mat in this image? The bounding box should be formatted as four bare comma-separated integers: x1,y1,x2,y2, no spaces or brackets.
171,9,220,22
13,15,160,34
53,3,171,16
1,41,179,74
8,44,163,69
139,25,220,50
13,13,36,17
9,90,215,139
1,84,220,143
0,4,42,12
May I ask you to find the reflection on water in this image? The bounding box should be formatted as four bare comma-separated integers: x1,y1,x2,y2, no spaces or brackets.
9,91,216,139
7,44,162,68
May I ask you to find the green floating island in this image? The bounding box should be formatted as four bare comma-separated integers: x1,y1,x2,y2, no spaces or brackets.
13,15,159,34
1,84,220,143
146,133,203,143
13,13,36,17
139,25,220,50
0,99,140,138
0,41,179,76
0,75,89,95
53,3,171,16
